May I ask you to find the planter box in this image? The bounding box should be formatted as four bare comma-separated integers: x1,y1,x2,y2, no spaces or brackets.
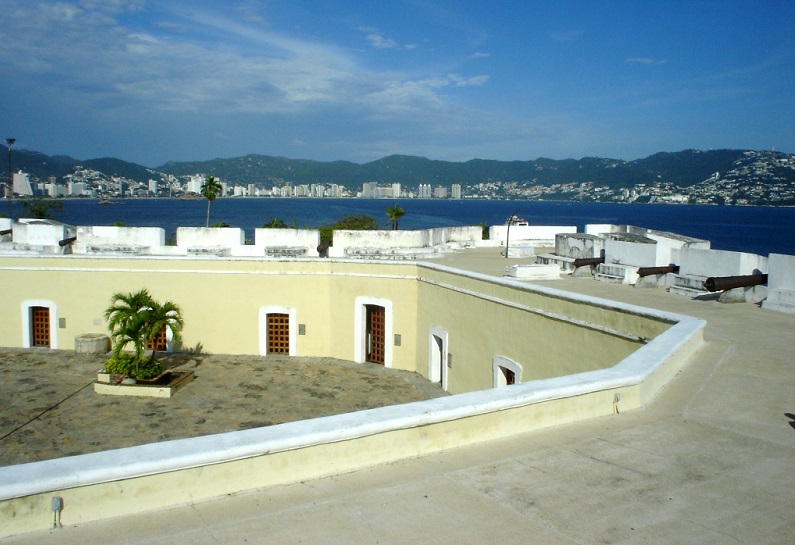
94,371,195,398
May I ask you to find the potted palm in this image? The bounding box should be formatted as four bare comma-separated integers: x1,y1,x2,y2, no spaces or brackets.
102,289,184,381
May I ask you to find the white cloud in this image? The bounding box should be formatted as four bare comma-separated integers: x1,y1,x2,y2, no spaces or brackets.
367,33,398,49
626,57,667,65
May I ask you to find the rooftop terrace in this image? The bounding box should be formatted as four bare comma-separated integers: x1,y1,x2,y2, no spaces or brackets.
2,248,793,544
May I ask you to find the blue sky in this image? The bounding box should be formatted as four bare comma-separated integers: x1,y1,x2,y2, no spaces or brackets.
1,0,793,167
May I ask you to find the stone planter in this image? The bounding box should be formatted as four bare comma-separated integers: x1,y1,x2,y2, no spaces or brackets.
94,370,195,398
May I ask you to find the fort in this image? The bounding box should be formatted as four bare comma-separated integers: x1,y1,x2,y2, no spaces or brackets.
0,217,793,543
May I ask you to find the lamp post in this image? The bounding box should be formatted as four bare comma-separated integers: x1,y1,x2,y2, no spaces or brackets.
504,209,519,258
5,138,15,219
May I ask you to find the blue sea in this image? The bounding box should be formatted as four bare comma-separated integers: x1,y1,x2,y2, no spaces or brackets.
21,198,795,257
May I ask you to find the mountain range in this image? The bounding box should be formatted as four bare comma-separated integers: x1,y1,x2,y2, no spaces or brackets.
4,146,794,197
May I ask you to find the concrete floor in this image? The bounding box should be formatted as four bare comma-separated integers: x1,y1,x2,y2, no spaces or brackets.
5,249,795,544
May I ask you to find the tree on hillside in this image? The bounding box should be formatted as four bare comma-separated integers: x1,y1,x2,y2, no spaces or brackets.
385,202,405,230
200,176,223,227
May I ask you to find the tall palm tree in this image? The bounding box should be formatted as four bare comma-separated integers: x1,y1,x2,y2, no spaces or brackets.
200,176,223,227
385,202,405,230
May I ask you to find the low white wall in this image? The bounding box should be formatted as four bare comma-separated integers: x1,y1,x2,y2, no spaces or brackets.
331,227,483,258
585,224,625,236
73,226,165,254
12,221,72,246
177,227,245,247
254,228,320,257
441,226,483,243
604,236,657,267
555,233,603,259
490,225,576,244
766,253,795,291
761,253,795,314
679,247,768,277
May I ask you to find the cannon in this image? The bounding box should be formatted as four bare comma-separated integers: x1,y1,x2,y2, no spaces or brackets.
59,236,77,247
704,274,768,292
0,228,11,236
572,255,605,268
317,239,331,258
637,264,680,278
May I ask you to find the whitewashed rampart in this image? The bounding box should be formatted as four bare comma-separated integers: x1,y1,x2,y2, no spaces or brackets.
176,227,245,256
0,219,75,255
489,225,576,245
72,226,165,255
761,253,795,314
678,247,768,277
330,227,481,259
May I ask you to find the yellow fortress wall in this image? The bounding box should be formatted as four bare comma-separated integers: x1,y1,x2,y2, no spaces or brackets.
0,255,705,537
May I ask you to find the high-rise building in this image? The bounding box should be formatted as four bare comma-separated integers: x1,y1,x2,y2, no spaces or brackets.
12,171,33,196
451,184,462,199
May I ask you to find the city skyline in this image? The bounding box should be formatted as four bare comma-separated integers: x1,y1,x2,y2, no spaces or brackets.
1,1,793,167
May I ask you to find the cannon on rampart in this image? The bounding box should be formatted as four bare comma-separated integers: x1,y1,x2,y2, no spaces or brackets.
637,264,680,278
704,274,768,292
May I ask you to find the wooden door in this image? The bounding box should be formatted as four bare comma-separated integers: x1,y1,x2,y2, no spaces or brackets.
267,313,290,354
366,305,385,365
146,326,168,351
30,307,50,348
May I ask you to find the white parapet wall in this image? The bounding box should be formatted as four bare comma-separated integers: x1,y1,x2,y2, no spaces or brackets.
14,220,74,244
489,225,577,246
330,227,481,258
761,253,795,314
678,247,768,277
253,228,320,257
177,227,245,250
72,226,166,254
603,233,657,267
555,233,604,259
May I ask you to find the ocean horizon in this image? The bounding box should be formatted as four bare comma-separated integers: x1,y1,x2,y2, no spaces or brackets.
13,198,795,257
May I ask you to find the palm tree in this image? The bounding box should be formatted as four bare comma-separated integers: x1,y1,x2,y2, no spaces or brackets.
144,299,184,362
104,289,184,377
385,202,405,230
200,176,223,227
104,289,155,368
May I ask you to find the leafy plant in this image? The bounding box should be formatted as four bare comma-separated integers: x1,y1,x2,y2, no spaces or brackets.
104,289,183,379
104,353,163,380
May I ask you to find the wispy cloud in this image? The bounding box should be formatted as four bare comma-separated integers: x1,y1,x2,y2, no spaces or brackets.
626,57,668,65
470,52,490,59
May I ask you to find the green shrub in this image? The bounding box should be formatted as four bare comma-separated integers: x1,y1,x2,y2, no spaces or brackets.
104,353,163,379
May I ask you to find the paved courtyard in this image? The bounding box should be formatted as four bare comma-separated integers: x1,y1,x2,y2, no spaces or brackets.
0,350,445,466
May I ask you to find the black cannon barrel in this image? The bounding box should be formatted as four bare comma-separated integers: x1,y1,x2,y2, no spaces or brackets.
704,274,768,292
573,256,605,268
637,264,680,277
317,239,331,257
59,236,77,247
0,228,11,236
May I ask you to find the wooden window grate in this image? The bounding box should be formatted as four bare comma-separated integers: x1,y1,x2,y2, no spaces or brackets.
267,313,290,354
31,307,50,348
146,326,168,351
366,305,385,365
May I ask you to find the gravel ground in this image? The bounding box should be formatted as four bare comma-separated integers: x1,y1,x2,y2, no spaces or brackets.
0,348,446,466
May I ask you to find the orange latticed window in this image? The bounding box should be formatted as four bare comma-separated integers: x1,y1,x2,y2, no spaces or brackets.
267,313,290,354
